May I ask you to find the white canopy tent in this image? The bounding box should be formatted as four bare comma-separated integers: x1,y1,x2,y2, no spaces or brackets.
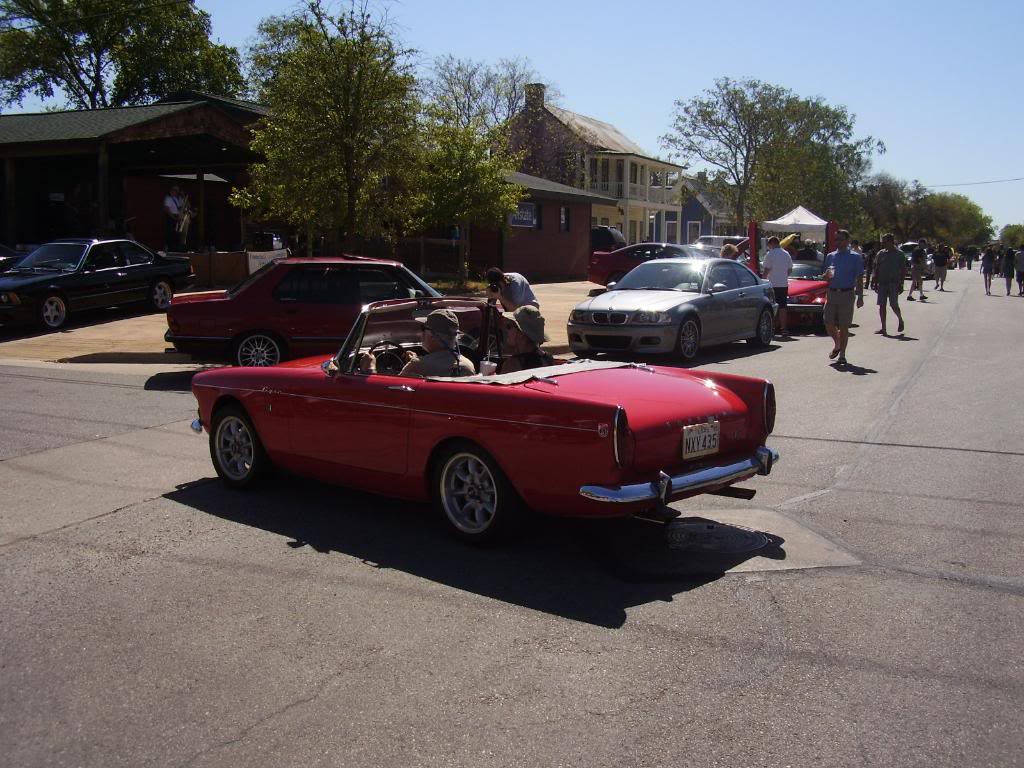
760,206,828,238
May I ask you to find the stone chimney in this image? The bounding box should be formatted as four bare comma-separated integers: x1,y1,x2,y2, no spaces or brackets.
524,83,546,110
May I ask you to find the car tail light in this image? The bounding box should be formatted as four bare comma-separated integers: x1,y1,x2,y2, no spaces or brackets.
613,406,636,467
763,381,776,434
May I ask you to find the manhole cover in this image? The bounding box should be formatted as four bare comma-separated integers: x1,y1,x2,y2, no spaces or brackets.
665,520,770,553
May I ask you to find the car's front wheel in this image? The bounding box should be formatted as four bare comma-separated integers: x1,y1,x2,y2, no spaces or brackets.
233,332,283,367
38,294,68,330
432,442,523,544
150,279,174,311
749,308,774,346
209,404,271,489
677,316,701,361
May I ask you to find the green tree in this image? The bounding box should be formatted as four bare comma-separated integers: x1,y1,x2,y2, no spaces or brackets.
0,0,242,110
662,77,881,229
917,193,993,247
407,107,526,280
232,0,419,247
999,223,1024,247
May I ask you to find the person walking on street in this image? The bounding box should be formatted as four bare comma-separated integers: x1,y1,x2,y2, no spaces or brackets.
862,241,878,287
933,245,950,291
871,233,907,336
981,246,996,295
763,236,794,336
1000,247,1016,296
908,239,928,301
1015,245,1024,296
823,229,865,367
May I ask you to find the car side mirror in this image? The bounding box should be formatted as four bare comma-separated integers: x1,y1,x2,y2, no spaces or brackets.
408,288,425,299
321,358,339,378
605,281,617,290
709,282,728,294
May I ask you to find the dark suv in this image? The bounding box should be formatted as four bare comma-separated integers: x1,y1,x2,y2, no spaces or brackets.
591,226,627,252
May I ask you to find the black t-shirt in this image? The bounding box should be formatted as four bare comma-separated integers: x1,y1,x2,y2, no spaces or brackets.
933,250,949,266
911,248,926,265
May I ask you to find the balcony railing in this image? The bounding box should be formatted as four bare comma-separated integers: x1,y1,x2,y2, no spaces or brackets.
588,181,676,204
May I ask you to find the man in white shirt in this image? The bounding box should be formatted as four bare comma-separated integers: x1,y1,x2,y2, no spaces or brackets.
762,236,793,336
163,185,183,251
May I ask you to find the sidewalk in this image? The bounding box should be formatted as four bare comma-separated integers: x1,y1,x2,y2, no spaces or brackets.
0,280,597,366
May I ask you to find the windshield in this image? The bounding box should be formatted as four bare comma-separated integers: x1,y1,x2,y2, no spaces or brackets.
791,262,825,279
613,261,706,292
17,243,87,271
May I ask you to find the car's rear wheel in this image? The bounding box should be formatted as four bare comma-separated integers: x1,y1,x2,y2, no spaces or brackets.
749,308,774,346
209,404,271,489
234,332,283,367
150,279,174,311
38,294,68,330
677,316,701,361
432,442,523,544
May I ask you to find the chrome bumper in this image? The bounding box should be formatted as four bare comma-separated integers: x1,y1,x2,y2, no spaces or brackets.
579,446,779,504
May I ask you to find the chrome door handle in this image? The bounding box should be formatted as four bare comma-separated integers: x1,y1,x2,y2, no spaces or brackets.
387,385,415,392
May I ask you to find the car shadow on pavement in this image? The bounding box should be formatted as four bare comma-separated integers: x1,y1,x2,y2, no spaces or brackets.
0,303,156,340
166,475,785,629
144,370,203,391
57,352,194,364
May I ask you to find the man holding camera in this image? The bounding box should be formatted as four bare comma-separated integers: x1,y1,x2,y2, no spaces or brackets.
485,267,539,312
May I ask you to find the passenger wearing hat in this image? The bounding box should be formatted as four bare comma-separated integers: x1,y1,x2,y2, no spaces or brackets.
361,309,475,378
498,306,554,374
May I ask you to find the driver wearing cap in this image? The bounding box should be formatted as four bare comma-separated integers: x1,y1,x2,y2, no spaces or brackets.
362,309,475,378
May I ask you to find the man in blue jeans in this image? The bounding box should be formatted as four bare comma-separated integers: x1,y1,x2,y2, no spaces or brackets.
823,229,865,366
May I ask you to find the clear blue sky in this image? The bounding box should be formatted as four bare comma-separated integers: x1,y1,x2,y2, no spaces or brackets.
17,0,1024,232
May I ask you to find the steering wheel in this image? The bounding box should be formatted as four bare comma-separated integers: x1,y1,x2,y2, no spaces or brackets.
366,340,408,375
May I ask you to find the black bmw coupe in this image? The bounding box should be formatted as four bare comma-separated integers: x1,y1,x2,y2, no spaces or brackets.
0,238,194,330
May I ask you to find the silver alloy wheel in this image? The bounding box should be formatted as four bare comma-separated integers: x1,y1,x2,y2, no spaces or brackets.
151,281,173,310
41,296,67,329
214,416,254,481
440,452,498,535
236,334,281,366
758,310,774,343
679,318,700,359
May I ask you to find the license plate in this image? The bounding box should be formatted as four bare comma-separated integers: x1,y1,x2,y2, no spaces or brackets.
683,421,720,459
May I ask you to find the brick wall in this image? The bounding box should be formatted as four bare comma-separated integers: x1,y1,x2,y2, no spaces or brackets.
504,198,590,281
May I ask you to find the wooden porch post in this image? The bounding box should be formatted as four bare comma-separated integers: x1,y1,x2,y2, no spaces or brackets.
197,169,206,250
3,157,14,246
96,143,109,235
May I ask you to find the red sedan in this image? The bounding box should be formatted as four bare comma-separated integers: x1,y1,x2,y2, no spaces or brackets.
588,243,708,286
165,256,440,366
781,261,829,329
189,297,779,543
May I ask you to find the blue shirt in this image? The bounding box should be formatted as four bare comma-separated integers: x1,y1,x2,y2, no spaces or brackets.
826,247,864,289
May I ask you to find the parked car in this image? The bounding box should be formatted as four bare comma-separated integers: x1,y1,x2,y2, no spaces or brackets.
568,257,776,361
900,241,935,279
591,225,627,253
0,238,193,330
782,261,829,329
0,243,25,273
689,234,748,255
166,256,441,366
588,242,709,285
189,296,779,543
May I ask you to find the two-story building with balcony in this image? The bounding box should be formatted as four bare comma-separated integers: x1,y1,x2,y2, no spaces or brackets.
508,84,687,246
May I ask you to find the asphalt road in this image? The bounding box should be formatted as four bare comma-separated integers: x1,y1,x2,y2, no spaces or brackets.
1,269,1022,767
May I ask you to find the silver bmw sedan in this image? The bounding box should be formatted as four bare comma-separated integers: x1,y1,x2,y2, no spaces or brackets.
567,257,777,361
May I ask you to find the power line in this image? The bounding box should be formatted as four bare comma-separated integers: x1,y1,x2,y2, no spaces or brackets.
925,176,1024,188
4,0,192,32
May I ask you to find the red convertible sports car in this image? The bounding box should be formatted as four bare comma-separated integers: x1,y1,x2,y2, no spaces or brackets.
782,260,829,329
190,297,779,543
166,256,440,366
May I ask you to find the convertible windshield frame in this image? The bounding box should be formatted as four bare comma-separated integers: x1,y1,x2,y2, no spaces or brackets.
334,296,491,375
